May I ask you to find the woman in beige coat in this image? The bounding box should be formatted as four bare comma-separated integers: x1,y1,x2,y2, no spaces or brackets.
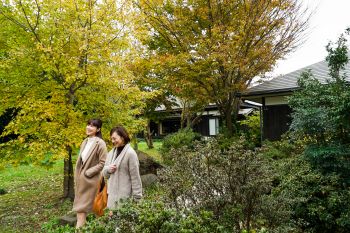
73,119,107,228
102,126,142,213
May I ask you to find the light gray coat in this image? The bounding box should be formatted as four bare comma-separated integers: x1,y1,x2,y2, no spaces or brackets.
73,137,107,213
102,144,142,209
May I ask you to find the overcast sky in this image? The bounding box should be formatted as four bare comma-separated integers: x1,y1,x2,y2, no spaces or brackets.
272,0,350,75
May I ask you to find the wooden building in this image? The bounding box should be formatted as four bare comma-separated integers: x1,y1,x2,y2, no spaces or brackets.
151,103,257,137
242,59,350,141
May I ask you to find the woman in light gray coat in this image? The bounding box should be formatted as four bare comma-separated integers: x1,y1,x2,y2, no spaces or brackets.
102,126,142,212
73,119,107,228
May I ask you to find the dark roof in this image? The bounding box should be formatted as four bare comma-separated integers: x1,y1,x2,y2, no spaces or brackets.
243,59,350,96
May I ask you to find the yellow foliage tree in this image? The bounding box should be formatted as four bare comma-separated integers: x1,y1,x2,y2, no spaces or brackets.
0,0,150,199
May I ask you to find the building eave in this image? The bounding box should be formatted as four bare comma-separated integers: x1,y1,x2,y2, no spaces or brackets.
240,88,299,98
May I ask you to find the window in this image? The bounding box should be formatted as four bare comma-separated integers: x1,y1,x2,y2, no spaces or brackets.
209,118,219,136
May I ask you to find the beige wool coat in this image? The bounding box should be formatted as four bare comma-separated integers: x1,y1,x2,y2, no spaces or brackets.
102,144,142,209
73,137,107,213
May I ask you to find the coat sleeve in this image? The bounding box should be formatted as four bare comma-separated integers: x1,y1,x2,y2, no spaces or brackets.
85,141,107,178
128,150,143,200
102,150,113,179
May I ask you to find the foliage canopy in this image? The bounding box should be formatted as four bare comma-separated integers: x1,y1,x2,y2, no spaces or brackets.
0,0,151,197
134,0,308,134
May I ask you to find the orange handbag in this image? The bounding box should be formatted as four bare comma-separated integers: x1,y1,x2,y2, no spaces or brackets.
93,176,108,217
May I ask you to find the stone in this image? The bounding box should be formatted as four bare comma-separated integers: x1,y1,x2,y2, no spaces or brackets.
59,211,76,227
141,174,159,188
136,150,163,175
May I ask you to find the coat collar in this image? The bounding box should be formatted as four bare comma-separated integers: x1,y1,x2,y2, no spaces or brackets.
79,137,99,167
111,143,130,168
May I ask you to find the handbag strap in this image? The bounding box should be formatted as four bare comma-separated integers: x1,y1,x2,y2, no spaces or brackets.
98,176,106,192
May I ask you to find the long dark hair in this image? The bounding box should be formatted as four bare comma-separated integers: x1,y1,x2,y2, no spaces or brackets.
110,126,130,144
87,118,103,139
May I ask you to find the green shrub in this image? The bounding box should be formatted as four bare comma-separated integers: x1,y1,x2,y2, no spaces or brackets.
304,144,350,186
159,137,275,232
52,200,223,233
239,111,261,147
41,219,75,233
215,133,241,150
261,138,305,160
269,155,350,233
160,128,201,164
41,199,224,233
113,200,224,233
261,142,350,232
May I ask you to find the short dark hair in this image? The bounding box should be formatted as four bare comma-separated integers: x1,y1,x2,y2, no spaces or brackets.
110,126,130,144
87,118,103,139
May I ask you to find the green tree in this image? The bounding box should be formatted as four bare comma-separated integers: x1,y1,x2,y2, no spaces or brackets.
286,31,350,231
134,0,308,135
288,31,350,184
0,0,149,199
130,58,176,149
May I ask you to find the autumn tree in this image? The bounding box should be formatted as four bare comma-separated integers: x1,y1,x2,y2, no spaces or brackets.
134,0,308,135
131,56,206,148
0,0,149,199
129,56,173,148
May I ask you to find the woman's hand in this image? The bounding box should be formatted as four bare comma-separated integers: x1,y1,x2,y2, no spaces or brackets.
108,164,117,174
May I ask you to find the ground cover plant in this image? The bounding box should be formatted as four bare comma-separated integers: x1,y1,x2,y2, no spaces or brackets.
0,161,72,233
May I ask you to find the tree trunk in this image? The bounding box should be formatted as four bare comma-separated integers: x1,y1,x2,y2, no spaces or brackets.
63,88,75,200
63,145,75,200
180,100,189,129
219,97,241,136
186,114,191,128
133,137,138,151
144,120,154,149
224,109,234,136
180,108,186,129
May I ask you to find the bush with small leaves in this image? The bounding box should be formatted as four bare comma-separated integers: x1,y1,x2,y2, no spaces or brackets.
160,128,201,164
159,137,275,232
67,199,225,233
41,219,75,233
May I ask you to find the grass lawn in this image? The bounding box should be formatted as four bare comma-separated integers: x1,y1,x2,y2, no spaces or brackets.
0,141,162,232
0,161,72,233
135,139,163,163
